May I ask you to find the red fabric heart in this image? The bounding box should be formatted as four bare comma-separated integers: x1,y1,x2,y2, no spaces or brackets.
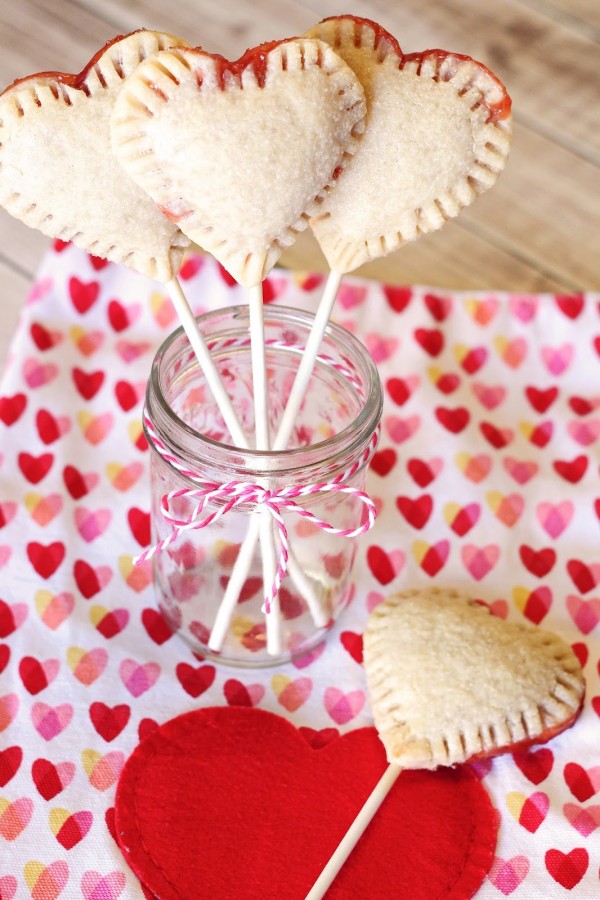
435,406,470,434
383,285,412,312
115,707,497,900
0,392,27,426
396,494,433,529
69,277,99,314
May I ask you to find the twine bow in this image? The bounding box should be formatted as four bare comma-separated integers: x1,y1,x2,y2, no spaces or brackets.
136,476,377,613
136,412,380,612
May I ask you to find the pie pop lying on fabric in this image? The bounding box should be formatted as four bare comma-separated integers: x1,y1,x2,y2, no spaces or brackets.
305,587,586,897
0,30,190,281
110,39,366,287
304,15,512,272
364,588,585,770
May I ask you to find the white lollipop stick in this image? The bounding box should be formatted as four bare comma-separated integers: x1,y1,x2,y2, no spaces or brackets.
167,276,284,654
208,515,261,652
305,763,401,900
286,553,330,629
166,277,247,448
247,283,270,450
167,278,314,649
273,271,343,451
248,283,281,657
208,270,343,652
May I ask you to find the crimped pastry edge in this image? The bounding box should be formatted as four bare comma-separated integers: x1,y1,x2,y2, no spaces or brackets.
110,38,366,287
364,587,585,769
0,30,190,281
306,17,512,274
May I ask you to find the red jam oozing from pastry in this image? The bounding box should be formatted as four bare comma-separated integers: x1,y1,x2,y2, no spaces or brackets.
317,14,511,125
320,14,403,59
467,699,584,763
0,30,146,97
187,39,312,91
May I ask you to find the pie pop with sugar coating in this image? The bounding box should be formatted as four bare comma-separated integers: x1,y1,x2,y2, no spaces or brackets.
0,30,190,281
364,588,585,770
305,15,512,273
110,39,366,287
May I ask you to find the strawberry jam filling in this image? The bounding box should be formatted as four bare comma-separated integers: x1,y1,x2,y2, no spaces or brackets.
467,699,585,764
0,30,146,97
317,15,512,125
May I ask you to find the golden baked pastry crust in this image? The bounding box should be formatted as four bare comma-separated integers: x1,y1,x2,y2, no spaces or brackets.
364,588,585,769
305,16,512,273
110,39,366,287
0,30,190,281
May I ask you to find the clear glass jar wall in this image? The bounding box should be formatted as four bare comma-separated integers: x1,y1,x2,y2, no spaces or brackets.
145,305,383,666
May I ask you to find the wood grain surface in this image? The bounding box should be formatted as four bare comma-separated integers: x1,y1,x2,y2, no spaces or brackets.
0,1,598,361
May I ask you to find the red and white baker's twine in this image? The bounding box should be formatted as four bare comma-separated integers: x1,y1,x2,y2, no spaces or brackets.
165,336,364,397
136,413,380,612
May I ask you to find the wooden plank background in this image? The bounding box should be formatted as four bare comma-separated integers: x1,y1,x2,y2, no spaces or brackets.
0,0,598,363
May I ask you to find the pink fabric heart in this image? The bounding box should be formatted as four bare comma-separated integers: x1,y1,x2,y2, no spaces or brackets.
566,595,600,635
119,660,161,698
536,501,574,538
324,687,366,724
365,333,400,363
81,870,126,900
385,415,420,444
488,855,530,894
74,507,112,542
22,358,59,388
563,802,600,837
461,544,500,580
0,693,19,731
31,702,73,740
541,343,573,375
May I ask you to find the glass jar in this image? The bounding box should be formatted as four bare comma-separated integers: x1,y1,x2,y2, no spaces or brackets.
145,304,382,667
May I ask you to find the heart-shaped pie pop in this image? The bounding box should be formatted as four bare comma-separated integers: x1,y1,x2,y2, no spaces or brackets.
110,39,366,287
364,588,585,770
305,16,512,272
0,30,190,281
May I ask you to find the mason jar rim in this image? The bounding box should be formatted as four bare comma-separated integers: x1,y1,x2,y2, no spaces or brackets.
145,304,383,480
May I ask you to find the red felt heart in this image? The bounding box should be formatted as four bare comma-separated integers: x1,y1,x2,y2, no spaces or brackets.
115,707,497,900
